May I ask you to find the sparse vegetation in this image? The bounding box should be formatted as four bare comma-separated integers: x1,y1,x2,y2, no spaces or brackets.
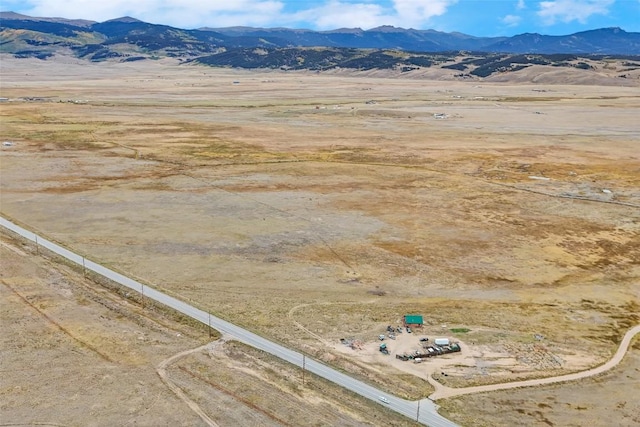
3,15,639,77
1,57,637,427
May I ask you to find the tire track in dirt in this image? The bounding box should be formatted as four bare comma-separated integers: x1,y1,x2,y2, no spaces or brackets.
0,240,28,256
178,366,292,427
178,170,355,270
428,324,640,400
108,157,356,271
0,423,69,426
1,280,115,364
287,299,378,345
156,340,224,427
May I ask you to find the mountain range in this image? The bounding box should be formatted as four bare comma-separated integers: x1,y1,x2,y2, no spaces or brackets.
204,25,640,55
1,12,639,77
2,12,640,56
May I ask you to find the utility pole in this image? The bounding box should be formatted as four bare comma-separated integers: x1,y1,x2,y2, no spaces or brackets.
302,354,306,386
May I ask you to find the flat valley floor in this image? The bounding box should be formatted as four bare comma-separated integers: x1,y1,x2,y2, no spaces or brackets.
1,56,639,426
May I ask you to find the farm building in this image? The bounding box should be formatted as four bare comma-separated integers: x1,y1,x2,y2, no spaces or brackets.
403,314,424,328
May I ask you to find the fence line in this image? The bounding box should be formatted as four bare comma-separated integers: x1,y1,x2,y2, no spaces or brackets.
0,215,456,427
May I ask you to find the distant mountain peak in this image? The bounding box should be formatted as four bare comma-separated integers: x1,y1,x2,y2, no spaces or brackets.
368,25,406,33
0,11,32,20
598,26,624,34
0,11,95,26
321,27,364,34
104,16,142,23
1,12,638,57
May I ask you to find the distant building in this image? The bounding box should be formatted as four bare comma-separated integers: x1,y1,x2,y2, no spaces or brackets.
403,314,423,328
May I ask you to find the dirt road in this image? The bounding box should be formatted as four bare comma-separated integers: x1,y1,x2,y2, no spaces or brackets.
428,324,640,400
157,341,226,427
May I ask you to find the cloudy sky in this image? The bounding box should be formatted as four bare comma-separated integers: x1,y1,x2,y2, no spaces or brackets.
5,0,640,36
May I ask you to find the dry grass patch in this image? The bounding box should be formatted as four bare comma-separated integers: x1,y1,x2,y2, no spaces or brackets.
173,341,422,426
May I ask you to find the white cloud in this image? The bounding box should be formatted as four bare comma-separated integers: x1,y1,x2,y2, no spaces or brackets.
292,0,458,30
392,0,458,28
22,0,286,28
291,1,387,30
502,14,522,26
17,0,459,30
537,0,615,25
517,0,526,9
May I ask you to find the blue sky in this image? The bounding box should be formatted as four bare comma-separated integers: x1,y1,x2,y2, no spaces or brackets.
5,0,640,36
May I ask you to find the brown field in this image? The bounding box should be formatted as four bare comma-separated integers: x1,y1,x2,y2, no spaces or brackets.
1,55,639,425
0,232,419,426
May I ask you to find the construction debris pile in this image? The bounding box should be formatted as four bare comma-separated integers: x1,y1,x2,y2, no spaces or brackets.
396,342,461,362
339,337,363,350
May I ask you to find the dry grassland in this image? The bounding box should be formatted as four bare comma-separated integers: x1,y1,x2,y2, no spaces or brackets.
0,234,210,426
1,232,416,426
1,55,639,424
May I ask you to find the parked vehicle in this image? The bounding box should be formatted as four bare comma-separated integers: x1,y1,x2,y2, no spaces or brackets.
379,343,389,355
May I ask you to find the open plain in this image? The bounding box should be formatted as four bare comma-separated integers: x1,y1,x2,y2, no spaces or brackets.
1,55,639,425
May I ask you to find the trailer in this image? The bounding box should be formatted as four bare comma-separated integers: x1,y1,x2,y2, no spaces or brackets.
434,338,450,346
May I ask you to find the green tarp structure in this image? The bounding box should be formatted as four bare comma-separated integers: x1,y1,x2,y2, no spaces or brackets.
404,314,423,325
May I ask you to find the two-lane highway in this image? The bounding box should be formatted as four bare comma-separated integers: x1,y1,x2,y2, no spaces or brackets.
1,216,458,427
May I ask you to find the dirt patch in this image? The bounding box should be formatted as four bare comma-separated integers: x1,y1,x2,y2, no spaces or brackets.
438,338,640,427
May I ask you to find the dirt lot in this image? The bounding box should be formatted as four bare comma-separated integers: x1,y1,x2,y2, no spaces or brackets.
438,338,640,427
1,55,639,424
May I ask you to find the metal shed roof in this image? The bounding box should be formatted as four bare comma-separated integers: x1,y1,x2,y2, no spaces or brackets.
404,315,423,324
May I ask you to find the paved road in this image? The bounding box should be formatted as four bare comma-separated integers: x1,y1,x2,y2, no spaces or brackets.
0,216,457,427
5,216,638,425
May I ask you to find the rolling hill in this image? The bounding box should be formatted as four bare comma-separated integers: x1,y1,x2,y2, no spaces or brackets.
1,12,639,80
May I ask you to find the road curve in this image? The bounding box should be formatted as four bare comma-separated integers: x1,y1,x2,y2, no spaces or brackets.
0,216,457,427
429,324,640,400
6,216,636,425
